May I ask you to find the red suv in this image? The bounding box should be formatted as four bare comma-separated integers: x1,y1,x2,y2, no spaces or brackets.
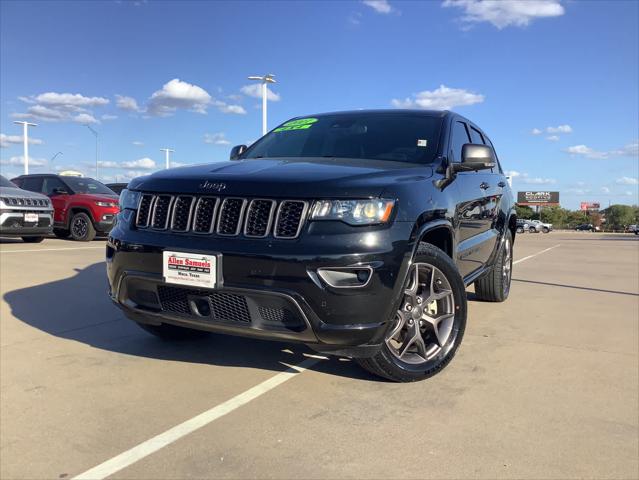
12,174,119,241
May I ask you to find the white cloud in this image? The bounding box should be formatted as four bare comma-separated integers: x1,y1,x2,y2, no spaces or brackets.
132,141,144,147
96,158,156,170
443,0,565,29
120,157,156,169
0,133,43,148
101,114,118,121
546,135,560,141
391,84,484,110
147,78,212,116
615,176,639,185
600,186,611,194
214,102,247,115
13,91,109,123
362,0,394,14
34,92,109,108
0,155,47,167
546,124,572,133
565,142,638,160
506,170,555,184
530,128,542,135
115,95,141,112
204,132,231,146
240,84,281,102
73,113,99,124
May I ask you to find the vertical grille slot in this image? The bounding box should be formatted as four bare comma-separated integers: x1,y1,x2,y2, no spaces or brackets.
244,199,275,238
171,196,194,232
192,197,218,233
216,198,247,236
151,195,173,230
274,201,308,239
136,194,155,228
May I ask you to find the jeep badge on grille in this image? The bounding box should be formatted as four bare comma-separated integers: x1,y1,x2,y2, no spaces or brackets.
199,181,227,192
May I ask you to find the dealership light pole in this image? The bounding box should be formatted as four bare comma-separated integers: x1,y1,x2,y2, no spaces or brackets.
50,151,63,170
160,148,174,169
84,124,99,179
247,74,276,136
13,121,37,175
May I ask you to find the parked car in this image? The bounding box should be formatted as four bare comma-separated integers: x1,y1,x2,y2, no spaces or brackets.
575,223,600,232
526,219,552,233
516,219,530,233
107,109,516,382
106,183,128,195
11,174,119,241
0,175,53,242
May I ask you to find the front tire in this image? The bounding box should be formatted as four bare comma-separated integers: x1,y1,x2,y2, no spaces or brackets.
542,227,549,233
70,212,96,242
136,322,211,340
529,226,536,233
22,236,44,243
474,230,513,302
357,243,467,382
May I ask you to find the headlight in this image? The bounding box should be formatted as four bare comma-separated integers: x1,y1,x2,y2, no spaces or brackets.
118,189,141,210
310,199,395,225
95,201,119,208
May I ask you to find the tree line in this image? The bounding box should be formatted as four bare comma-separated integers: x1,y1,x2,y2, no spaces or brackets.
515,204,639,231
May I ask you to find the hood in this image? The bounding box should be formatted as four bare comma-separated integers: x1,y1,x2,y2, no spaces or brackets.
73,193,119,203
129,158,433,198
0,186,50,200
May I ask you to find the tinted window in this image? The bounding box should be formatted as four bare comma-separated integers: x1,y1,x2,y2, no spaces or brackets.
450,121,470,163
243,113,443,164
42,177,68,196
62,177,115,195
469,126,484,145
20,177,43,193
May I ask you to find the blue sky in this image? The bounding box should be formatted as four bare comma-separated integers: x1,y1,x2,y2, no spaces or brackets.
1,0,637,209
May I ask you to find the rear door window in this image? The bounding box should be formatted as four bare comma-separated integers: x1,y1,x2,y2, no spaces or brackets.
20,177,43,193
42,177,68,196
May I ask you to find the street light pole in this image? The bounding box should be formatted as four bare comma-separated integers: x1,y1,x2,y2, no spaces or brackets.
13,121,37,175
247,74,276,136
160,148,174,169
84,125,99,179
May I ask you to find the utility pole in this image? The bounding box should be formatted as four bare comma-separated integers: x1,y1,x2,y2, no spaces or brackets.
160,148,174,169
13,121,37,175
247,74,276,136
84,125,99,179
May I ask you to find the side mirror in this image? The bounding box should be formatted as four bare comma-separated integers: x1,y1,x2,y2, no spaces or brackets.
454,144,496,172
229,145,247,160
52,187,68,195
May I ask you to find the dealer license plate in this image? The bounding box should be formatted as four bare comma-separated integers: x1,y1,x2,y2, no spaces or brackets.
162,251,217,289
24,213,39,223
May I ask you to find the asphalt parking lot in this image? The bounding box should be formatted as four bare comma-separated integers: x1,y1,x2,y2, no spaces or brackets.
1,232,637,480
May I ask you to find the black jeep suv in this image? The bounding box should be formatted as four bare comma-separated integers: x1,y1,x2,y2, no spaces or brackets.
107,110,516,382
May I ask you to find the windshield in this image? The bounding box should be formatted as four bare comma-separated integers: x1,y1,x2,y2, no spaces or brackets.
0,175,16,188
242,113,442,164
63,177,115,195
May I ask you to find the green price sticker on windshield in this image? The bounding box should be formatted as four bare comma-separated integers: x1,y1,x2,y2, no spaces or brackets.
274,117,318,132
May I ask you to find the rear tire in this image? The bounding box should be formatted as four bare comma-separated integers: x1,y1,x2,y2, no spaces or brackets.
135,322,211,340
21,236,44,243
529,226,536,233
70,212,96,242
542,227,550,233
474,230,513,302
357,243,467,382
516,226,524,234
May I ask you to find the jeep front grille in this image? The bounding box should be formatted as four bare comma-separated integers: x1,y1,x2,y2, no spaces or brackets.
135,194,308,239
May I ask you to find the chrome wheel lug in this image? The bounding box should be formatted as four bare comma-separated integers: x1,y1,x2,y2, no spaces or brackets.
408,319,414,325
405,304,413,312
416,297,422,304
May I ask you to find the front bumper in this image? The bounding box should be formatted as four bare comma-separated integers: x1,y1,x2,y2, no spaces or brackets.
0,210,53,236
106,211,414,357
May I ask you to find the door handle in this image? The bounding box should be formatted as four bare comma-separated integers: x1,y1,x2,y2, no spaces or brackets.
497,181,507,188
479,182,490,190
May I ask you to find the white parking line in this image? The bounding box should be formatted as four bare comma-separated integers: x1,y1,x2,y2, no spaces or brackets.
513,244,561,265
73,356,323,480
0,246,104,254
